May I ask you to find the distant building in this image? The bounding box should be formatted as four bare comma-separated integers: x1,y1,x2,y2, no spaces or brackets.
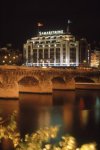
23,30,79,67
91,50,100,68
0,45,22,65
79,38,91,66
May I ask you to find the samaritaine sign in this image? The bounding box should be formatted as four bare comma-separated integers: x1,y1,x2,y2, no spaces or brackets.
39,30,64,36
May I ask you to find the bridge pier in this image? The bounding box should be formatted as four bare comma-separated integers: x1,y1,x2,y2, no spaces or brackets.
66,79,76,90
52,78,75,90
19,81,52,94
19,85,41,93
39,81,52,93
0,82,19,99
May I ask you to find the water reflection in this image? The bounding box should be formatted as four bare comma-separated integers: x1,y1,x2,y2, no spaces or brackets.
79,98,85,110
18,93,53,136
53,90,75,105
79,110,89,128
0,100,19,119
94,97,100,125
63,105,74,131
0,90,100,149
95,97,100,108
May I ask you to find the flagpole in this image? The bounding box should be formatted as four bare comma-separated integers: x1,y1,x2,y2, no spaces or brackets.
38,26,39,36
66,19,71,34
37,22,43,36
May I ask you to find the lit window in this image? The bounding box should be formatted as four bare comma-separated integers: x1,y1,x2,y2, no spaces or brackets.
4,56,7,59
9,60,11,63
13,56,16,59
3,60,5,63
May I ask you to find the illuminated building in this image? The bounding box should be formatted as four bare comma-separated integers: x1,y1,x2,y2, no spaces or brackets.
23,30,79,67
91,50,100,68
79,38,91,66
0,45,22,65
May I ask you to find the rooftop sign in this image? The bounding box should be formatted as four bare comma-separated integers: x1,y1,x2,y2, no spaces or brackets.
39,30,64,36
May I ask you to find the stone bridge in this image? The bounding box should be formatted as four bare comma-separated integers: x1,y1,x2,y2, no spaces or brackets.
0,66,100,98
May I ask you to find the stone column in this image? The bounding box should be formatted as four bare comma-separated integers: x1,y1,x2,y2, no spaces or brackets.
26,45,28,66
48,48,50,66
66,41,70,66
43,48,44,66
60,45,63,66
76,41,79,66
38,72,52,93
37,49,39,66
31,44,33,65
54,48,56,66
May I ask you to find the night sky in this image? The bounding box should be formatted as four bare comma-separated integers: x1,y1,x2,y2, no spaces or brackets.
0,0,100,50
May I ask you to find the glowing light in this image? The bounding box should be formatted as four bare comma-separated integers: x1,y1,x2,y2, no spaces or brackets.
37,22,43,27
42,66,47,68
9,60,12,63
13,56,16,59
83,60,87,63
4,56,7,59
2,60,5,63
39,30,64,36
66,37,70,41
81,110,89,127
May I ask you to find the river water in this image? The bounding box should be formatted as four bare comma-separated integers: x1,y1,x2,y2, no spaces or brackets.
0,90,100,149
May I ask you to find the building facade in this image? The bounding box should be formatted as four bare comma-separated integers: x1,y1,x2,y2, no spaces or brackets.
0,44,22,65
23,30,79,67
91,50,100,68
79,38,91,67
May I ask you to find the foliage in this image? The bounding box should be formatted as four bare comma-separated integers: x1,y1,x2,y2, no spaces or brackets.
0,112,97,150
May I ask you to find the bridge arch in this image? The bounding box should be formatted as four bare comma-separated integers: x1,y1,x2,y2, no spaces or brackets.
51,76,66,83
18,76,40,93
17,75,39,83
51,76,66,90
74,76,95,83
18,76,39,86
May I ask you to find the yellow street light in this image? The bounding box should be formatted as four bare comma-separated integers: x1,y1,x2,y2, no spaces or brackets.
13,56,16,59
3,60,5,63
4,56,7,59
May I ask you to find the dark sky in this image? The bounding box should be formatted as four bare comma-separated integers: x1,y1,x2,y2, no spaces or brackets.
0,0,100,50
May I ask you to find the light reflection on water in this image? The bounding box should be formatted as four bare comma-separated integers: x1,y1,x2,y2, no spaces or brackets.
0,90,100,149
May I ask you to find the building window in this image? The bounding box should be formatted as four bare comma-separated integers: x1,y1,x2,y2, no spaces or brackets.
70,48,76,65
28,46,31,63
33,49,37,63
63,44,66,48
39,49,43,60
44,49,48,62
50,48,54,63
63,48,66,63
56,48,60,64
